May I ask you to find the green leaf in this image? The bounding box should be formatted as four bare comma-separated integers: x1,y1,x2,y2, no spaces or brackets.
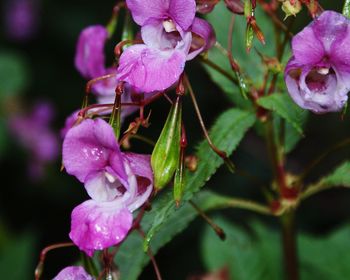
201,217,350,280
203,2,275,108
300,224,350,280
201,217,283,280
302,161,350,199
144,109,256,250
258,93,308,135
115,191,239,280
0,51,29,97
0,232,36,280
343,0,350,18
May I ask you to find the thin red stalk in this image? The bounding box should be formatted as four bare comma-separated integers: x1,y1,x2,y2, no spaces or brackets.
189,200,226,240
35,242,74,280
137,228,163,280
227,15,240,72
184,75,235,172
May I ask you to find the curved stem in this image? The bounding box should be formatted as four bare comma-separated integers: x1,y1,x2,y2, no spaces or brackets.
298,138,350,184
184,75,235,172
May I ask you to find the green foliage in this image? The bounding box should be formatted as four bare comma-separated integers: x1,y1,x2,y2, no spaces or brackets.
144,109,256,251
113,108,255,279
201,217,282,280
204,2,276,108
258,93,308,135
0,232,36,280
115,191,238,280
302,161,350,199
300,225,350,279
201,217,350,280
0,51,29,98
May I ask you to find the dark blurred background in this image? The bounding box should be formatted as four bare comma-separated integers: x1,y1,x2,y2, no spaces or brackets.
0,0,349,279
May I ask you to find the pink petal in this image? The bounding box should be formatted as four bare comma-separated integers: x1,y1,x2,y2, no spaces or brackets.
126,0,169,26
169,0,196,31
62,119,118,182
75,25,108,79
123,153,153,211
312,11,349,53
69,199,133,257
116,44,187,92
53,266,93,280
292,23,324,65
187,17,216,60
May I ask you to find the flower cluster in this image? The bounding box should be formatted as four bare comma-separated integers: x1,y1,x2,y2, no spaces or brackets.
57,0,215,276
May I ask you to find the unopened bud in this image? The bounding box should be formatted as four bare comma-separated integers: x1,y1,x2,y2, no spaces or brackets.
151,97,182,190
196,0,220,14
185,155,198,172
224,0,244,15
281,0,302,19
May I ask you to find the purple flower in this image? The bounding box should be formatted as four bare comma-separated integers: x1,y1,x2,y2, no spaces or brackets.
53,266,94,280
285,11,350,113
9,102,59,179
75,25,138,118
62,118,153,256
4,0,39,41
116,0,215,93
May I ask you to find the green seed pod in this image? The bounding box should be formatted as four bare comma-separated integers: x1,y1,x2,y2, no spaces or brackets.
151,97,182,190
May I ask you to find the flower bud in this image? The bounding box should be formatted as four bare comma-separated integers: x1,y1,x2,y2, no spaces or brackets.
151,97,182,190
281,0,302,19
224,0,244,15
196,0,220,14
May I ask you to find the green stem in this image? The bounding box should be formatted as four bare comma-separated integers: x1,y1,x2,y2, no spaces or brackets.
218,198,272,215
281,211,299,280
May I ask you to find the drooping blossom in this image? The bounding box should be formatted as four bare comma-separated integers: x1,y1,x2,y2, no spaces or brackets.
9,102,59,179
284,11,350,113
53,266,94,280
4,0,39,41
62,118,153,256
74,25,138,118
116,0,215,93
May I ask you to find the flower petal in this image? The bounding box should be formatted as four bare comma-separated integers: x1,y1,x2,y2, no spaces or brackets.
116,44,187,92
291,22,324,65
187,17,216,60
312,11,349,53
63,119,118,182
126,0,169,26
169,0,196,31
53,266,94,280
84,171,124,202
75,25,108,79
69,199,133,256
123,153,153,211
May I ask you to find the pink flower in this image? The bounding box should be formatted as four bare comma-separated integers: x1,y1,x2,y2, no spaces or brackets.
285,11,350,113
53,266,94,280
116,0,215,93
62,119,153,256
74,25,138,117
9,102,59,179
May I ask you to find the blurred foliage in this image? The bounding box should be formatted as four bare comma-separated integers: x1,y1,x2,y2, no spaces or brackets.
201,217,350,280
